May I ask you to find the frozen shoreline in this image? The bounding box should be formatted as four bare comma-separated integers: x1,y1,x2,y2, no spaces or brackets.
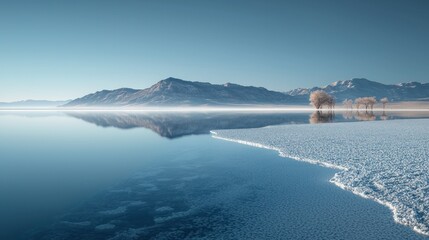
211,119,429,236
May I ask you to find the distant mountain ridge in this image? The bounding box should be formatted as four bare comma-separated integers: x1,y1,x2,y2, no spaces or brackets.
64,77,429,107
0,100,70,108
64,77,292,106
285,78,429,102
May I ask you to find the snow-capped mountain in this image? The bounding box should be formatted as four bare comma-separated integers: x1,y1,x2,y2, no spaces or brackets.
64,77,292,106
285,78,429,102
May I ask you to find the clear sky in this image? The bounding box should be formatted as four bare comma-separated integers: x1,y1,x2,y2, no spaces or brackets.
1,0,428,101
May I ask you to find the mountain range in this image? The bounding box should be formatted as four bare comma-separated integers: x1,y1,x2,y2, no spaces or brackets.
63,77,429,107
285,78,429,102
0,100,70,108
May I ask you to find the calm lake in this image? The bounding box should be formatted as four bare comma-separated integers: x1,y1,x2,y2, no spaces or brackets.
0,111,427,239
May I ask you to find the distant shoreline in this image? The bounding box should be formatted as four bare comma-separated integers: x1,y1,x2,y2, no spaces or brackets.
1,100,428,111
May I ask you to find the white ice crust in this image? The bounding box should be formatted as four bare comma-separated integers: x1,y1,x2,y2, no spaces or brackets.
212,119,429,235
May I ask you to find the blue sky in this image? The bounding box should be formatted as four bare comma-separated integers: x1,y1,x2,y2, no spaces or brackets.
1,0,428,101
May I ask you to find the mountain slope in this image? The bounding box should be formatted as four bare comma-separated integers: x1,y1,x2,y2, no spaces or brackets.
64,77,292,106
63,88,139,106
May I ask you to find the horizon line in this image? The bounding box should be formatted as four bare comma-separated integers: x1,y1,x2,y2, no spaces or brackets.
0,107,428,112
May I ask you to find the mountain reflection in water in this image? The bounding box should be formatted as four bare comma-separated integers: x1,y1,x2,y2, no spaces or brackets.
67,112,311,138
66,110,429,138
1,110,425,139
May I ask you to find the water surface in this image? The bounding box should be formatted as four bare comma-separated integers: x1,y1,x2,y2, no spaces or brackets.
0,111,427,239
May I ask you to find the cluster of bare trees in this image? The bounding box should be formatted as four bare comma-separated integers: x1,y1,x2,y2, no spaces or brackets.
310,90,390,112
342,97,389,111
309,90,335,110
355,97,377,110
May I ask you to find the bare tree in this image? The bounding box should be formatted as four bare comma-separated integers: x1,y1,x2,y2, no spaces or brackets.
342,99,353,109
355,97,363,110
327,97,335,110
380,97,389,110
309,90,334,110
367,97,377,111
362,98,370,110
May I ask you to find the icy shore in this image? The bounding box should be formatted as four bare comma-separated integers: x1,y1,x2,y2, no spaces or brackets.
212,119,429,236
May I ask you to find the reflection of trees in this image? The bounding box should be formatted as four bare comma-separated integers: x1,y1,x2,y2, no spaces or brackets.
309,111,334,124
342,111,354,120
341,110,388,122
380,112,389,120
355,111,376,121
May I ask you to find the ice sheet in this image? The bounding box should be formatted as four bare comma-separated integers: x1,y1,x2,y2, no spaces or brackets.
212,119,429,235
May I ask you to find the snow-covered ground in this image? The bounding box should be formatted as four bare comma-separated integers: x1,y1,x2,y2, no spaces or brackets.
212,119,429,235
